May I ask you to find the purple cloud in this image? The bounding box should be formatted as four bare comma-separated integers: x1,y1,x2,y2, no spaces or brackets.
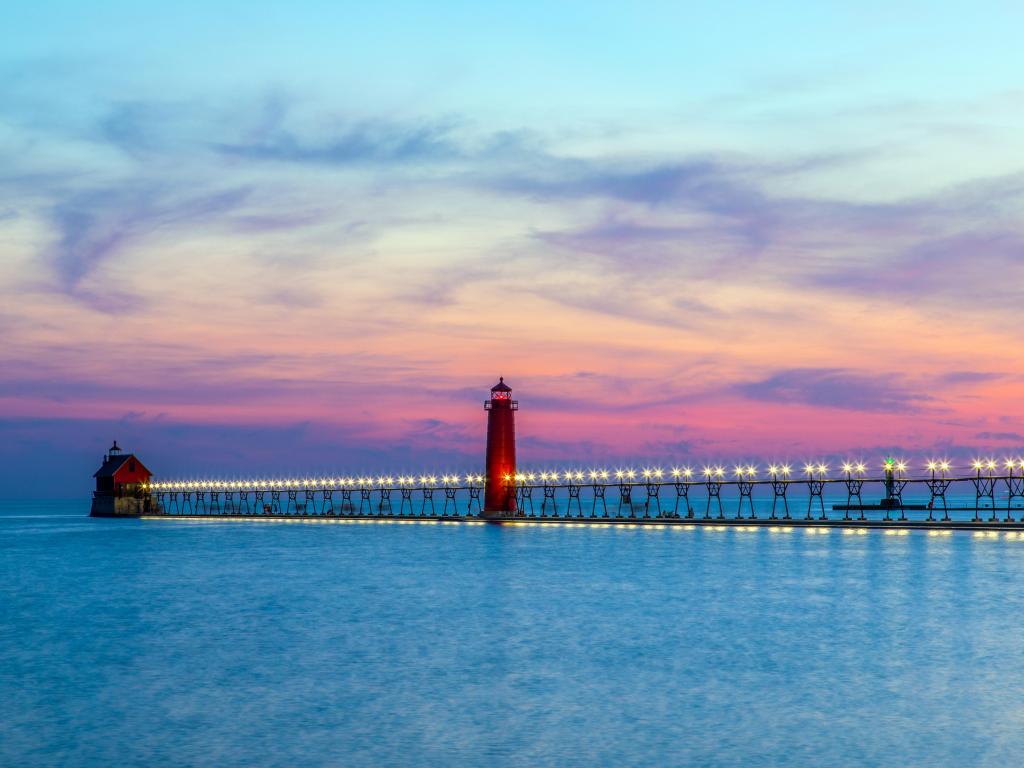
975,431,1024,442
214,119,463,165
940,371,1005,385
811,230,1024,304
49,183,250,292
733,368,929,413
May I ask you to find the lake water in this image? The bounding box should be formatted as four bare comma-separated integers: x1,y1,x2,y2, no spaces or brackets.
4,500,1024,767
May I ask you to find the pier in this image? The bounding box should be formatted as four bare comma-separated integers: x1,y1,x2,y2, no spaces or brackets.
119,469,1024,531
92,378,1024,531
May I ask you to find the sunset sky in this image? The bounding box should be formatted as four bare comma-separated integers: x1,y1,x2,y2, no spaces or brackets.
3,2,1024,492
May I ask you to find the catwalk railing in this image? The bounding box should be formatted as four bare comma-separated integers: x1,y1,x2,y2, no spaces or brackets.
141,470,1024,523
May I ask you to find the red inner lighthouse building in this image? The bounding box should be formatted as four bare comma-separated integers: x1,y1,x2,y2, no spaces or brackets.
90,441,154,516
483,377,517,517
93,441,152,496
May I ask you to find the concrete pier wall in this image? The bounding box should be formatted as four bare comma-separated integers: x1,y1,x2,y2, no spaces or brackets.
90,495,159,517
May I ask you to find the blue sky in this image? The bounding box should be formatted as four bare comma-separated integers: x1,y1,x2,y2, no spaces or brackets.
2,1,1023,494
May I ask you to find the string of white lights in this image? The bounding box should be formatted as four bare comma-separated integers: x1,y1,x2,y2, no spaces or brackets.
143,458,1023,491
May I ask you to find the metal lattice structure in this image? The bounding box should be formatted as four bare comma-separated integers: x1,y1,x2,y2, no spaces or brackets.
137,460,1024,529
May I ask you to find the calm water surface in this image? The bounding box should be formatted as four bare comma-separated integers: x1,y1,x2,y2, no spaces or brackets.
4,501,1024,767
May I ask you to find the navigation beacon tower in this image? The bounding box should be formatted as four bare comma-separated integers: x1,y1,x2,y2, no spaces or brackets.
483,377,518,517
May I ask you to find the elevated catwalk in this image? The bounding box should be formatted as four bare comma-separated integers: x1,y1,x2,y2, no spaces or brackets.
133,467,1024,530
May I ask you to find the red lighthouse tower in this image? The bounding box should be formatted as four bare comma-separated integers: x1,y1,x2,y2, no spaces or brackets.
483,377,517,517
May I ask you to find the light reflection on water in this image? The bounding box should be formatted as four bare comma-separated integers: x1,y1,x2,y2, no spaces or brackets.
3,501,1024,767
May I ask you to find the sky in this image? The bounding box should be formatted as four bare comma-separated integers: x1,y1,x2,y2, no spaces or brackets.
2,1,1024,494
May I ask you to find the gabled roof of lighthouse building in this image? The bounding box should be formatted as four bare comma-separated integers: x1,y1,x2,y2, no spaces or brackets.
490,377,512,392
93,453,151,478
